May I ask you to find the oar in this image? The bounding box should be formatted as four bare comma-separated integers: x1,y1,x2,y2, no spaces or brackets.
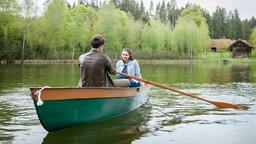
117,72,248,110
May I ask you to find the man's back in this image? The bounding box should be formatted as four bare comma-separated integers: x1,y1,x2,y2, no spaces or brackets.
79,49,115,87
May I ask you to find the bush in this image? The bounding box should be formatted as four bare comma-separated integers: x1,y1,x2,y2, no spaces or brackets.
250,50,256,59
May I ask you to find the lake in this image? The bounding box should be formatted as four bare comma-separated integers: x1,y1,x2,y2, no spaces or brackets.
0,63,255,144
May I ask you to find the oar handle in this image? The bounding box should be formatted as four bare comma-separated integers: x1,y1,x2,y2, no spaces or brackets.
117,72,209,102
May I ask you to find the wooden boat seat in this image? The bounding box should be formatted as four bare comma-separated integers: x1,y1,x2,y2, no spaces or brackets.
113,79,130,87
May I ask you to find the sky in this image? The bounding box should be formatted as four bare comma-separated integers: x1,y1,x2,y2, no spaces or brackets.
170,0,255,20
39,0,255,20
143,0,256,20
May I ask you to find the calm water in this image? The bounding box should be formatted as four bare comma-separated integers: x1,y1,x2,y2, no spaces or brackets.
0,63,255,144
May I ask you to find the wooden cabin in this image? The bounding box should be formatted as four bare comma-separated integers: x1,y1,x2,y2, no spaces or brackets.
229,39,252,58
210,39,253,58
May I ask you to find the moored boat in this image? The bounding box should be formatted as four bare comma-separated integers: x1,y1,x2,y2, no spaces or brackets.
30,86,150,132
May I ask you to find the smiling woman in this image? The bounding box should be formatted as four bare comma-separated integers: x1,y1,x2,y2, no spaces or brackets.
116,48,144,87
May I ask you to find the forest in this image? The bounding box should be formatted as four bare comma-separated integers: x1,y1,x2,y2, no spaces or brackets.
1,0,256,61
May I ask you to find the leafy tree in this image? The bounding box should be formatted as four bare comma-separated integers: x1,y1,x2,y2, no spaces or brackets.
141,20,171,59
43,0,69,59
249,28,256,47
69,5,96,59
173,6,210,58
249,28,256,58
201,8,212,37
0,0,21,61
93,4,129,57
20,0,35,62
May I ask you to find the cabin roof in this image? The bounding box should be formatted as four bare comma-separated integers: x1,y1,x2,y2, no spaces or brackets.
211,39,253,49
211,39,234,48
229,39,253,48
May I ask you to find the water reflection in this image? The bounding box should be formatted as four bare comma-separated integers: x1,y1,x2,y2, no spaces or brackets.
142,63,256,84
43,106,151,144
231,64,251,82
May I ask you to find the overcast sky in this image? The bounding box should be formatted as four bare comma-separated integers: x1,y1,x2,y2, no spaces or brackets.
39,0,255,20
144,0,255,20
171,0,255,20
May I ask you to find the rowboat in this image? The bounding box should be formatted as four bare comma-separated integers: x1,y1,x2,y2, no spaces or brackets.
30,86,150,132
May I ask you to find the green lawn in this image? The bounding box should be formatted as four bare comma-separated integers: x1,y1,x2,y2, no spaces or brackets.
197,52,232,60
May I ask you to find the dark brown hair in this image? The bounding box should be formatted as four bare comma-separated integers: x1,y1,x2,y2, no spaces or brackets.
91,34,105,48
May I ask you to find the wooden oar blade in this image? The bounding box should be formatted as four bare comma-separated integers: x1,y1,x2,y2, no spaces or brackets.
211,101,249,110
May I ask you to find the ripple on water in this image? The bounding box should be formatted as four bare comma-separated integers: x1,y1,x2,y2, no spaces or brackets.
0,82,255,144
0,88,42,142
141,82,256,143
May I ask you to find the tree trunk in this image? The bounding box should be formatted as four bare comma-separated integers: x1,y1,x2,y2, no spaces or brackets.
22,33,26,64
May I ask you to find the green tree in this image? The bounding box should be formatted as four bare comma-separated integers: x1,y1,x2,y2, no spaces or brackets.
225,11,233,38
212,6,226,38
159,1,166,23
20,0,35,62
69,5,96,59
249,28,256,58
173,6,210,58
232,9,242,39
201,8,212,37
167,0,178,27
43,0,69,59
141,19,172,59
125,16,143,58
241,19,252,40
93,4,129,57
0,0,21,61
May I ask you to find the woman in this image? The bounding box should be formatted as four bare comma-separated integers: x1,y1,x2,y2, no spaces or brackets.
116,48,144,87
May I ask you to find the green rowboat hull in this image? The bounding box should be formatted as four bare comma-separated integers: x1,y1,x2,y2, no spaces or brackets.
31,87,149,132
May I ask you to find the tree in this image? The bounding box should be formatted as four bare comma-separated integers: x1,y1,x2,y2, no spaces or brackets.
93,4,129,57
167,0,178,26
43,0,69,59
173,5,210,58
249,28,256,58
69,5,96,59
201,8,212,37
212,6,226,38
0,0,20,61
225,10,233,38
20,0,35,62
249,28,256,47
232,9,242,39
242,19,252,40
159,1,166,23
149,0,154,19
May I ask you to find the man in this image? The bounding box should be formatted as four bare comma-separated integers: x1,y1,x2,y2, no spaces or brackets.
78,34,116,87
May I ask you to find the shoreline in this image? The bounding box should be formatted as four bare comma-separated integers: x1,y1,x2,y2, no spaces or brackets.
1,59,256,64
